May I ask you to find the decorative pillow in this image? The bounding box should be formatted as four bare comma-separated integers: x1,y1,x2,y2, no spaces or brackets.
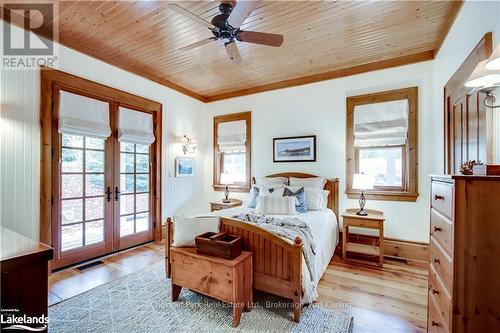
289,177,327,189
256,196,297,215
286,186,329,211
283,186,307,213
254,176,288,186
247,184,285,208
172,215,220,247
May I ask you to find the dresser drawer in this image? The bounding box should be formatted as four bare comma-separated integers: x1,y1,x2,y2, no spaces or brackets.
430,236,452,294
428,292,449,333
430,209,453,256
429,265,451,331
431,181,454,220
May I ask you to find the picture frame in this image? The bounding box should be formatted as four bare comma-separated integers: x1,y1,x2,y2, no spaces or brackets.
273,135,316,162
175,157,195,177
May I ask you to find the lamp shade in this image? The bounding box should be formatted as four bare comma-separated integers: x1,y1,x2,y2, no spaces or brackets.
465,60,500,87
352,174,375,190
485,43,500,70
220,172,234,185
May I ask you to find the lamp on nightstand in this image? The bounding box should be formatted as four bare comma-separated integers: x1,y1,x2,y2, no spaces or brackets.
352,173,375,216
220,172,234,203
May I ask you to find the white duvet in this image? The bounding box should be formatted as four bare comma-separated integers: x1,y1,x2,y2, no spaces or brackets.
207,207,339,304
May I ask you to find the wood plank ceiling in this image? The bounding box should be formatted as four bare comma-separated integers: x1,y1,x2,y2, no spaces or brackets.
7,1,462,102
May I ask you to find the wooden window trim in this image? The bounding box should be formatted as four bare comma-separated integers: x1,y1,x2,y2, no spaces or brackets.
213,111,251,193
346,87,418,202
40,67,163,256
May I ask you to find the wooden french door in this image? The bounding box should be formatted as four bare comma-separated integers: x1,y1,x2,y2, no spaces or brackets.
51,89,155,270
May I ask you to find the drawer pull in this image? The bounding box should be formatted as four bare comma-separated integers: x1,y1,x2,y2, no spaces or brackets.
433,226,442,232
431,321,440,327
434,194,445,200
431,288,439,295
432,257,440,264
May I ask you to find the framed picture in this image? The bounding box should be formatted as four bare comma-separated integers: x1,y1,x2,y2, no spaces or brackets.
175,157,195,177
273,135,316,162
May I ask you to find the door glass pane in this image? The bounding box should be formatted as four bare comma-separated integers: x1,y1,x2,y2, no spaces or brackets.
136,212,149,233
85,197,104,220
85,220,104,245
120,174,135,193
120,194,134,215
136,174,149,192
86,150,104,172
62,134,83,148
136,193,148,212
85,137,104,150
120,215,134,237
61,199,83,224
61,224,83,251
136,154,149,172
86,174,104,196
61,174,83,198
62,148,83,172
120,153,134,173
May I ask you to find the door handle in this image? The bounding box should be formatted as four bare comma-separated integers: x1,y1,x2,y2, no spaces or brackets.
434,194,444,200
115,187,120,201
106,187,112,202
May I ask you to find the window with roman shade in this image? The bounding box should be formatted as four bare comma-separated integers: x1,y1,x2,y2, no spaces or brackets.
346,87,418,202
118,107,155,145
213,112,251,192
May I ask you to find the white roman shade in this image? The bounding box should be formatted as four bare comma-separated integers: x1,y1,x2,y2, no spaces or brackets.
118,107,155,145
58,91,111,139
354,99,409,147
217,120,246,153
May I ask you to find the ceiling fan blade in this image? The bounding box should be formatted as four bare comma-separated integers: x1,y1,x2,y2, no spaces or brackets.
178,38,215,51
227,1,259,29
168,4,215,29
225,41,241,64
238,30,283,47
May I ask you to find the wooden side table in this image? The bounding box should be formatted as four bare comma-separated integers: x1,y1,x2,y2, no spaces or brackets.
210,199,242,212
341,208,385,267
170,247,252,327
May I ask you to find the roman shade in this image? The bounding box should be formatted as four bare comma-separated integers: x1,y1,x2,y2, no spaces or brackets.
354,99,408,147
118,107,155,145
58,91,111,139
217,120,246,153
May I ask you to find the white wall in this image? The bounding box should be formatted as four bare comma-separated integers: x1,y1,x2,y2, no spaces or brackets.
204,62,433,243
0,22,206,240
431,0,500,173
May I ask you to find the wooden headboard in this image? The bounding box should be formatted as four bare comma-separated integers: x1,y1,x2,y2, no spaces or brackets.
252,173,340,218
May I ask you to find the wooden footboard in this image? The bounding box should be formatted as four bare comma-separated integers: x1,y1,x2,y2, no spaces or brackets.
165,216,303,322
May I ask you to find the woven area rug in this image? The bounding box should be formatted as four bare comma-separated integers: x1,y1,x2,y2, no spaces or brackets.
49,263,353,333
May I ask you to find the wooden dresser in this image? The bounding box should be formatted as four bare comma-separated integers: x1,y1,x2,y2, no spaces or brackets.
428,175,500,333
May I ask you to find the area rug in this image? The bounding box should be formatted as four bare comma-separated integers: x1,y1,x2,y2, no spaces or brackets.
49,262,353,333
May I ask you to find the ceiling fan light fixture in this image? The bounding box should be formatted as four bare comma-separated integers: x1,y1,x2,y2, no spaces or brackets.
485,43,500,70
464,60,500,87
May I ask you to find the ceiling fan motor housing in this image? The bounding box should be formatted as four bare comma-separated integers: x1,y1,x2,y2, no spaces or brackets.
211,3,237,41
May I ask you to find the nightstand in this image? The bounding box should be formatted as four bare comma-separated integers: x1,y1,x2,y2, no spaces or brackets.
342,208,385,267
210,199,242,212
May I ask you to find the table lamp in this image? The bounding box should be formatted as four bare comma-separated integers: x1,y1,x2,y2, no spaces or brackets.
352,173,375,216
220,172,234,203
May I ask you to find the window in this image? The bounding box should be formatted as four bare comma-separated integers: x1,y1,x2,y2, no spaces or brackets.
346,87,418,201
213,112,251,192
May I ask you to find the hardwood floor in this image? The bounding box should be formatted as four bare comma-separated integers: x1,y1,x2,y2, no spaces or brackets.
49,243,428,333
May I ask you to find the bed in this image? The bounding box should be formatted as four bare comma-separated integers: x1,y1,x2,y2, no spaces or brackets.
165,173,340,322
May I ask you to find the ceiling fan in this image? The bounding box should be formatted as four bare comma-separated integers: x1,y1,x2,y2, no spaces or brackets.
168,1,284,63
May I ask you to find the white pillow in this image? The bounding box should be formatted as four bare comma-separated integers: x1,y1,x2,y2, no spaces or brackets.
289,177,327,189
255,176,288,186
172,215,220,247
256,196,297,215
286,186,330,211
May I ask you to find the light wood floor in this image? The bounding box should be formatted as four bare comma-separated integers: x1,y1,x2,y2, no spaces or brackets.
49,243,428,332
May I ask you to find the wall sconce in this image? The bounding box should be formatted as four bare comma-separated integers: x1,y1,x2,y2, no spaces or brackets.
465,43,500,108
180,135,198,154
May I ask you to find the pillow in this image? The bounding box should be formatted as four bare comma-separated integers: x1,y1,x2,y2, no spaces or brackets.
286,186,329,211
283,186,307,213
172,215,220,247
256,196,297,215
289,177,327,189
247,184,285,208
254,176,288,186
